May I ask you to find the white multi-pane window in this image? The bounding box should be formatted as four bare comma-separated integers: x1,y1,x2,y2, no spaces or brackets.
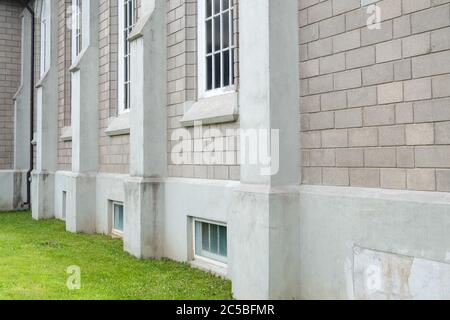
198,0,235,98
72,0,82,61
40,0,51,78
194,219,228,264
118,0,137,113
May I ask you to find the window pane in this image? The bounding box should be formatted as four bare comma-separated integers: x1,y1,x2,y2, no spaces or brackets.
195,221,202,255
114,204,124,232
210,224,219,254
214,0,221,14
223,0,230,10
206,56,213,90
231,49,234,85
214,16,221,52
206,0,212,17
206,20,212,54
219,226,227,257
202,223,209,251
223,50,230,87
214,53,221,88
222,11,229,49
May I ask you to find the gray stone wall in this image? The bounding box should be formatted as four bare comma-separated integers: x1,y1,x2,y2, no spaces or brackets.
299,0,450,192
0,0,22,170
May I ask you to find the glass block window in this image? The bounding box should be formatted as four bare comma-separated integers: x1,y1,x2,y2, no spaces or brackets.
194,220,227,264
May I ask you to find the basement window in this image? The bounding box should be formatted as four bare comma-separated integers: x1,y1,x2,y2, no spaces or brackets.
112,202,124,236
194,219,227,265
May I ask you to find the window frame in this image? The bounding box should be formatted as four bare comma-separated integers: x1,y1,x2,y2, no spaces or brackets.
71,0,83,62
192,218,228,266
40,0,51,78
197,0,236,100
112,201,124,236
117,0,137,114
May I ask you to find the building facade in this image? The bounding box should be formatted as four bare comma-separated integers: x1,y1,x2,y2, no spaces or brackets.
0,0,450,299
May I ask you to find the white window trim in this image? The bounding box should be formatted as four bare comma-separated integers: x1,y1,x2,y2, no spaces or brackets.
40,0,51,79
71,0,82,62
197,0,236,100
117,0,136,114
192,218,228,268
111,201,124,237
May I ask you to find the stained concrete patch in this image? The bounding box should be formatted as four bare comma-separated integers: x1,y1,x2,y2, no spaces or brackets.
354,247,450,299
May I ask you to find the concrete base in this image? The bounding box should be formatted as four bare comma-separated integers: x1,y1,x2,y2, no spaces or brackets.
0,170,28,211
298,185,450,300
230,186,301,300
31,172,450,299
65,173,96,234
124,177,164,259
31,171,55,220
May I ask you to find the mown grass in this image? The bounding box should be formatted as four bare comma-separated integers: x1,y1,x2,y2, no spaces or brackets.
0,212,232,300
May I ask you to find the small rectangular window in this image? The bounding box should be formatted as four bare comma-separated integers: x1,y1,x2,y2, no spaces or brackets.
194,219,227,264
112,202,124,235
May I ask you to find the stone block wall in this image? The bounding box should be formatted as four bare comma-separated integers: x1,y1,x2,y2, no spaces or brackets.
0,0,21,170
299,0,450,192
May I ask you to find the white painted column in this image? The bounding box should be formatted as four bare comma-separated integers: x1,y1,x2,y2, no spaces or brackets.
66,0,99,234
124,0,167,258
32,2,59,220
230,0,301,299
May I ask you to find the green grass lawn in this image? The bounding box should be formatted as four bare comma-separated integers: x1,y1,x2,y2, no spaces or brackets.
0,212,232,300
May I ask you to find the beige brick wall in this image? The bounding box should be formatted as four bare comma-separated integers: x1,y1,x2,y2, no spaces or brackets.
57,0,72,171
0,0,21,170
166,0,241,181
98,0,130,174
299,0,450,192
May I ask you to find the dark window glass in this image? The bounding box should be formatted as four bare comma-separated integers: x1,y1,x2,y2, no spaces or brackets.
214,53,221,88
206,0,212,17
207,56,213,90
214,0,221,14
206,20,212,53
214,16,221,52
223,50,230,87
222,11,229,49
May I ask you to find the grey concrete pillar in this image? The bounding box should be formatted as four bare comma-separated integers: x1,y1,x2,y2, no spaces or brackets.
124,0,167,258
230,0,301,299
66,0,99,234
32,2,59,220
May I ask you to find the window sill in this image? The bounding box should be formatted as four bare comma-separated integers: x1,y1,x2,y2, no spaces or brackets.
60,126,72,142
190,259,228,279
180,92,239,127
35,70,50,89
105,112,130,136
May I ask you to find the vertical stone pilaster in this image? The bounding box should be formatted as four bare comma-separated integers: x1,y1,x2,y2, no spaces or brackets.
66,0,99,233
230,0,301,299
32,2,59,220
124,0,167,258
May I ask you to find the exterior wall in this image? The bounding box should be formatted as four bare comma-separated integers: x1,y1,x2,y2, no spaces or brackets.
2,0,449,300
98,0,130,174
0,0,21,170
57,0,72,171
299,0,450,192
166,0,241,181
